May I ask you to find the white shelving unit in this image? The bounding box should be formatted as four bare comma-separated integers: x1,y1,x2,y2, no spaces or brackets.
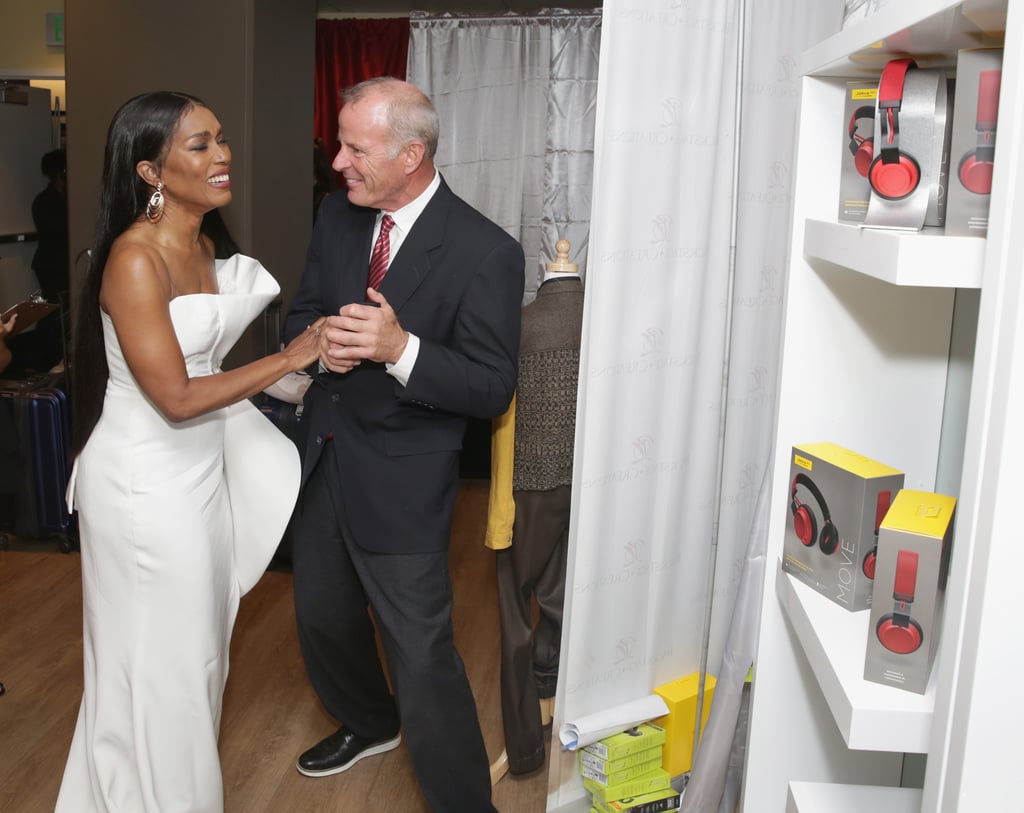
787,782,922,813
802,220,985,288
775,568,935,753
742,0,1024,810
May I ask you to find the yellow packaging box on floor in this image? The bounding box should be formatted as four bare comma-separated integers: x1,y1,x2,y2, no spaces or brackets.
653,672,716,777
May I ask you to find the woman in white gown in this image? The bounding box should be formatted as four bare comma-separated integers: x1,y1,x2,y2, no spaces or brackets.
56,91,326,813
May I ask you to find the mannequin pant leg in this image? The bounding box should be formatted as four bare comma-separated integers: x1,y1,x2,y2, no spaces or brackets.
496,485,571,773
531,489,570,698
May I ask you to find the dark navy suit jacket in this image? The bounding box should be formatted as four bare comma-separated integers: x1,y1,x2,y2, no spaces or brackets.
284,177,525,554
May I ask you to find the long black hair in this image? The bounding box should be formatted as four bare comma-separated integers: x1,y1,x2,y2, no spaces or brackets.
71,91,206,456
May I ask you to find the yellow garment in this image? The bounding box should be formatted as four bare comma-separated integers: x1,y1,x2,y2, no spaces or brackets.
485,392,516,549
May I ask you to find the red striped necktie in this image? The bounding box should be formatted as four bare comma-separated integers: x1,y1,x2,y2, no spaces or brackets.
367,214,395,289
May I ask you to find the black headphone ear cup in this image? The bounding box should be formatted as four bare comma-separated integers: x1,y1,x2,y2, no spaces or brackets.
876,614,923,654
818,521,840,555
848,106,876,179
854,139,874,177
869,152,921,200
863,547,877,579
959,149,994,194
793,505,817,547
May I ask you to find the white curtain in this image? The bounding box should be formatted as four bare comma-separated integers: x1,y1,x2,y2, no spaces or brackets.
548,1,741,807
411,2,840,811
407,9,601,301
548,0,841,810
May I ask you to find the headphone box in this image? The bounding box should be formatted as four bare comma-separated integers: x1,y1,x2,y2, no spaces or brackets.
782,442,904,612
838,81,879,223
945,48,1003,236
862,61,953,231
864,489,956,695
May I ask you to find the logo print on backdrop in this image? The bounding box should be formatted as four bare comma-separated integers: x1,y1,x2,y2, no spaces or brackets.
615,637,637,664
623,538,647,567
777,55,798,84
651,214,673,244
631,436,656,464
659,97,684,129
735,263,784,309
769,160,789,190
641,326,664,357
749,365,769,394
746,161,793,204
710,459,761,510
760,264,780,293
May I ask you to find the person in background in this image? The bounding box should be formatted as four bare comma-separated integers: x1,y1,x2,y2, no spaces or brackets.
56,90,325,812
284,76,525,812
313,136,335,222
31,148,69,304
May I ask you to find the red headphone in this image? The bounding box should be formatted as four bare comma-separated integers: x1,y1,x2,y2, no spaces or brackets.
869,58,921,201
958,69,1002,195
847,105,876,177
790,473,840,555
861,489,892,579
876,549,923,654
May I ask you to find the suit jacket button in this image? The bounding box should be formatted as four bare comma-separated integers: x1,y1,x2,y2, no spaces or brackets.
315,435,324,445
331,394,340,403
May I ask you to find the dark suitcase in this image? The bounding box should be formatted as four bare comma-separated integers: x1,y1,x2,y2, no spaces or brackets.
0,373,75,549
251,391,305,449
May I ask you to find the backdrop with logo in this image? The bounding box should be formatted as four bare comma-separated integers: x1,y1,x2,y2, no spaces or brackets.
411,1,841,809
549,1,839,810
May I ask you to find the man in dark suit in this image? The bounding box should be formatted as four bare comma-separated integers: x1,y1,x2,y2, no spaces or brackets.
284,77,524,812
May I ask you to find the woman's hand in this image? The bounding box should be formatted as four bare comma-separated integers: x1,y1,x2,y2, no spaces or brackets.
282,317,328,372
0,311,17,341
0,311,15,373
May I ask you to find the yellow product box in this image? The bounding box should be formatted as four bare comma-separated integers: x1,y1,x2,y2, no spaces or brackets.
782,442,904,611
865,489,955,694
579,752,664,787
583,767,671,807
582,723,666,762
653,672,715,777
579,744,664,776
593,786,682,813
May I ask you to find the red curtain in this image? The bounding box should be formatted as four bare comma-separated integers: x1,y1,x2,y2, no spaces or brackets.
314,18,410,164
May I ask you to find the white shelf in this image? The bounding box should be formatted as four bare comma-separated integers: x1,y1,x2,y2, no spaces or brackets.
787,782,922,813
776,567,934,753
802,0,1006,77
804,219,985,288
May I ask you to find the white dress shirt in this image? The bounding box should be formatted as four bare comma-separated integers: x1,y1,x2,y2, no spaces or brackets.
376,170,441,385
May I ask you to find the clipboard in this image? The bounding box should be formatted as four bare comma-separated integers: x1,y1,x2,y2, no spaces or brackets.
2,298,59,336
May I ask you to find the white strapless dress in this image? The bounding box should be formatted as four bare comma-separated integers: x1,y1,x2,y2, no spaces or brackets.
56,255,300,813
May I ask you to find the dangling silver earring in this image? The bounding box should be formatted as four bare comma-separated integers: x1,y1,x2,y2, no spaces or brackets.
146,181,164,222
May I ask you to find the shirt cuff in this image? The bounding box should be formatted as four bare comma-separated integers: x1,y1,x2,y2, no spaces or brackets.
386,332,419,386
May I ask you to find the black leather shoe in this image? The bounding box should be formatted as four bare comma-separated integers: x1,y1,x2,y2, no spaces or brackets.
296,727,402,777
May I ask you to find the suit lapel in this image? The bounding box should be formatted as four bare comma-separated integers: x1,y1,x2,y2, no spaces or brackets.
376,180,452,312
332,202,376,307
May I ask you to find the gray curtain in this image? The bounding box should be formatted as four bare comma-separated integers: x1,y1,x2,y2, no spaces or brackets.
407,9,601,301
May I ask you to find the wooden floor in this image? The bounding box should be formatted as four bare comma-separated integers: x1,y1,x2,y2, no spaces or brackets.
0,479,549,812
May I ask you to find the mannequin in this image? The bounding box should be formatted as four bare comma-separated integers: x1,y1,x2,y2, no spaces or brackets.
487,239,584,783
